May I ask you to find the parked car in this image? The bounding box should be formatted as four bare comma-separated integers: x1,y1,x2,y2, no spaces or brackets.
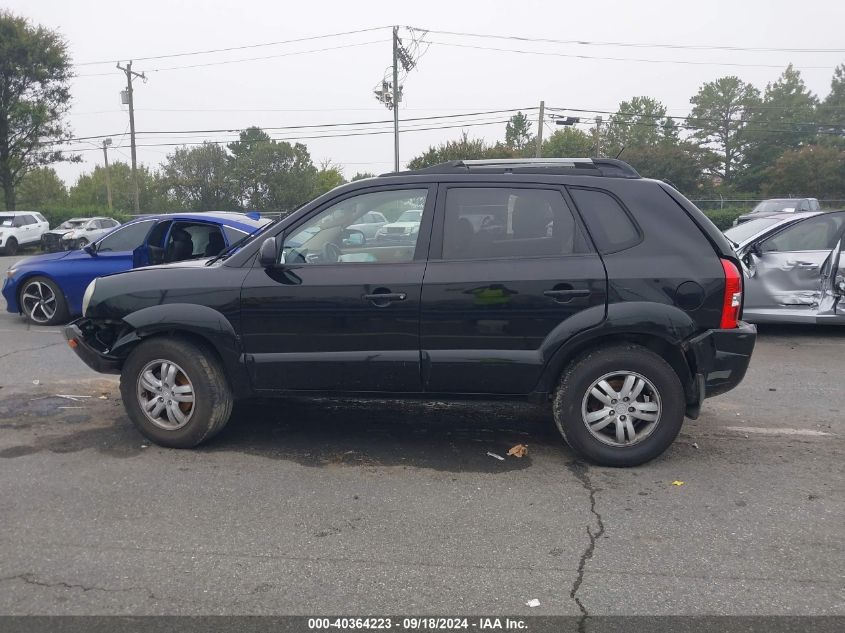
723,210,845,324
61,216,122,250
63,158,756,467
42,218,88,252
0,211,50,255
348,211,388,239
734,198,820,225
374,209,422,244
3,211,269,326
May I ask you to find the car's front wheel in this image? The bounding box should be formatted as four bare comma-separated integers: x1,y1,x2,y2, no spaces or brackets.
553,344,685,467
120,337,233,448
77,238,89,248
3,237,18,255
19,276,69,326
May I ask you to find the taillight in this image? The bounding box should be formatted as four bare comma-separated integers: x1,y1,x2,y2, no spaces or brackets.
720,258,742,329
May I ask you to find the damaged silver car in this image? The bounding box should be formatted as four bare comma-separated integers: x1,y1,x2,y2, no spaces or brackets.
724,211,845,324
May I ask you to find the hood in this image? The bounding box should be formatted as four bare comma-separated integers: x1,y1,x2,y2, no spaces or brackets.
12,250,77,268
46,227,78,236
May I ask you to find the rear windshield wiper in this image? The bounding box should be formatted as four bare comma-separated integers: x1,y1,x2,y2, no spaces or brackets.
206,220,278,266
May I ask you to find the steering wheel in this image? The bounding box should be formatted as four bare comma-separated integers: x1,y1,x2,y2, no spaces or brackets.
322,242,341,263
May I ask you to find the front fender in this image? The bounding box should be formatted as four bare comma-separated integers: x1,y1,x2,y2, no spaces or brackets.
111,303,251,398
535,301,700,396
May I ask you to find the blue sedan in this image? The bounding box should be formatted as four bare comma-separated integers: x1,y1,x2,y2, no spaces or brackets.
3,212,269,325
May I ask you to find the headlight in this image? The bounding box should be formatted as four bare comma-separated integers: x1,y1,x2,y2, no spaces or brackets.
6,268,16,279
63,232,75,239
81,279,97,316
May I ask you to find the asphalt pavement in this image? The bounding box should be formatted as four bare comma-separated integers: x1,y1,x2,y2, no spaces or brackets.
0,253,842,616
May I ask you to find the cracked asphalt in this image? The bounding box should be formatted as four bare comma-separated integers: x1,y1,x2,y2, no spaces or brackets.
0,253,843,616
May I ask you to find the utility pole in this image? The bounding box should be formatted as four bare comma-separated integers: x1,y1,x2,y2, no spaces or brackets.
101,138,113,211
595,116,603,158
535,100,545,158
392,27,400,172
117,61,145,214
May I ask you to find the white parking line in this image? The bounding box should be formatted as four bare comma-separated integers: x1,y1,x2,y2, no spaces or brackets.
725,426,832,437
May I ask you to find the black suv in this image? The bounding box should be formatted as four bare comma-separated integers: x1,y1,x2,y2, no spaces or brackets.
64,158,756,466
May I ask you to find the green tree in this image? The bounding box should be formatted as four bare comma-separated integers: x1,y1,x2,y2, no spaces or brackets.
762,145,845,199
313,160,346,196
13,166,66,209
740,64,819,190
688,76,761,184
69,161,167,212
225,127,317,211
0,11,76,209
541,128,593,157
162,143,239,211
407,132,514,169
623,143,716,194
351,171,376,181
603,96,671,154
819,64,845,143
505,112,533,152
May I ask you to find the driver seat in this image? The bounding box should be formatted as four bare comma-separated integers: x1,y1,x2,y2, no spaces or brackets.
166,228,194,262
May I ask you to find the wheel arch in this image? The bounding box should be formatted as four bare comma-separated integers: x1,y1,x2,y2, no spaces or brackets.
536,302,699,405
108,303,252,399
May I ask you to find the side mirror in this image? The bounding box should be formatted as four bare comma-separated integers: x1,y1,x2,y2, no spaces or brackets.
84,243,97,256
341,229,366,247
750,242,763,256
259,236,279,268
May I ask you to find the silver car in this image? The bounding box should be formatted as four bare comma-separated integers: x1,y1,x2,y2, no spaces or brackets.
724,211,845,324
60,216,122,250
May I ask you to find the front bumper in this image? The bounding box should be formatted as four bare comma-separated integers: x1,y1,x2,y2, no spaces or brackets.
63,322,122,374
42,233,64,252
62,238,83,251
686,321,757,409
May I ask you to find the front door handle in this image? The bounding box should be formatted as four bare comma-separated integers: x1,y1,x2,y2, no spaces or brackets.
363,291,407,306
543,288,591,302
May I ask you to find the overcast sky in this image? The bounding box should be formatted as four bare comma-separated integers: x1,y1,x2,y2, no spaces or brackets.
9,0,845,186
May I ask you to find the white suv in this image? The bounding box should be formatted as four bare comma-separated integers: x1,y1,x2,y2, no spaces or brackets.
0,211,50,255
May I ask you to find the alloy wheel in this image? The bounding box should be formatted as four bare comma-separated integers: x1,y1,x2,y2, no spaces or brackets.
136,359,196,430
20,281,58,324
581,371,662,447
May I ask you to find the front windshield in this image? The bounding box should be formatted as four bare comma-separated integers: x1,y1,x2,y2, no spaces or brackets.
724,217,784,245
751,200,795,214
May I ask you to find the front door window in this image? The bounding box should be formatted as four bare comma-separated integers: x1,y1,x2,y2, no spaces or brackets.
282,189,428,265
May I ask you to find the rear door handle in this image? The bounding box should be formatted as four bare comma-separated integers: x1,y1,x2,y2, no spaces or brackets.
543,289,591,302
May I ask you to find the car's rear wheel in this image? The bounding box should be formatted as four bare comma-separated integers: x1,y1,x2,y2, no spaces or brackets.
19,276,69,326
4,237,18,256
553,344,685,467
120,338,233,448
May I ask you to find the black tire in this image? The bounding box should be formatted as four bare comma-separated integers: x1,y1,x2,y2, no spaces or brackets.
19,276,69,326
553,344,685,467
120,337,233,448
77,238,89,248
4,237,18,256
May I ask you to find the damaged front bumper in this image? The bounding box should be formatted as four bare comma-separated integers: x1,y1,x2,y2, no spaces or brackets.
63,320,123,374
685,321,757,418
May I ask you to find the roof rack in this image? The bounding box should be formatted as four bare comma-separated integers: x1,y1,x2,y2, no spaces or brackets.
389,157,640,179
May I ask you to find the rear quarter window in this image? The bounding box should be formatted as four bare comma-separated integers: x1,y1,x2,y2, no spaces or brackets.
568,187,641,253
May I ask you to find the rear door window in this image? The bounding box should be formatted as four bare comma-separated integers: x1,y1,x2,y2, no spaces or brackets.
568,187,641,253
440,187,588,260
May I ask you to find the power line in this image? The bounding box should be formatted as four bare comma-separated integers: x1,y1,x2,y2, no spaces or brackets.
424,40,839,70
60,118,516,152
419,27,845,54
43,108,540,144
75,40,389,77
74,26,391,66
